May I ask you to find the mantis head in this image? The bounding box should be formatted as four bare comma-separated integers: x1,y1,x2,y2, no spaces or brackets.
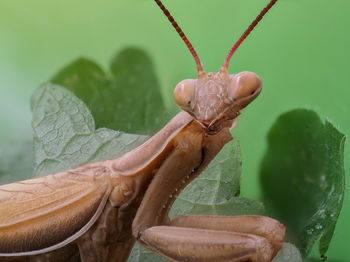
155,0,278,133
174,70,262,134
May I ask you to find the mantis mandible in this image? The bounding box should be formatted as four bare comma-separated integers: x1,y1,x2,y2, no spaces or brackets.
0,0,285,261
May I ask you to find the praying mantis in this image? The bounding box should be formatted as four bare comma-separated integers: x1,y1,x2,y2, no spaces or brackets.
0,0,286,261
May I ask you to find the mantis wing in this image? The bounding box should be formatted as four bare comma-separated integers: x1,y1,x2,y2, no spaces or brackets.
0,163,112,257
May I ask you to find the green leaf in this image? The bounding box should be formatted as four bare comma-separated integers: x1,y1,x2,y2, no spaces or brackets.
260,109,345,256
0,139,33,185
181,196,265,217
128,243,167,262
31,83,149,176
169,139,264,218
51,48,168,135
272,243,303,262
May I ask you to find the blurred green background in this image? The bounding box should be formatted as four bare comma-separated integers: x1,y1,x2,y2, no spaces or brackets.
0,0,349,260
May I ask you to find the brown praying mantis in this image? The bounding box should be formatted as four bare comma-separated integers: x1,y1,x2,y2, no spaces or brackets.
0,0,286,261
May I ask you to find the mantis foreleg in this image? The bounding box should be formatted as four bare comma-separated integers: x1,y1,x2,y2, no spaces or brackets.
138,215,284,262
140,226,273,262
169,214,285,257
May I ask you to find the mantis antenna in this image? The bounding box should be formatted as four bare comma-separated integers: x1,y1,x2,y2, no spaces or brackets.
154,0,205,78
222,0,279,72
155,0,278,75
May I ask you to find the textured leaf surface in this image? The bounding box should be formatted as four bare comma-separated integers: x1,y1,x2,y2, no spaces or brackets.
261,109,345,256
31,83,148,176
128,243,167,262
169,139,264,218
51,48,167,135
272,243,302,262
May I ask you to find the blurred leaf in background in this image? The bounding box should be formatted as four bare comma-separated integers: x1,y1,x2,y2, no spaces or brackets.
261,109,345,257
51,48,169,135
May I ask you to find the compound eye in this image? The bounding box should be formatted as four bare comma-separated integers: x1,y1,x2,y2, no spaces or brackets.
174,79,196,112
228,71,262,101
